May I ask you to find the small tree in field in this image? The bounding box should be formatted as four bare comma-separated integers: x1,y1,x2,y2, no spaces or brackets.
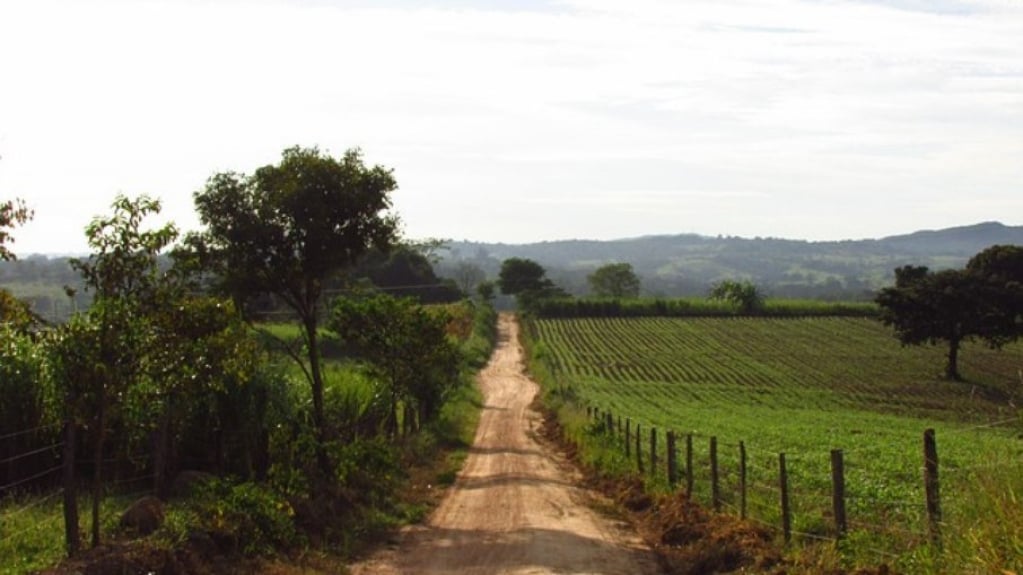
188,146,399,477
329,293,460,438
709,280,764,314
588,262,640,298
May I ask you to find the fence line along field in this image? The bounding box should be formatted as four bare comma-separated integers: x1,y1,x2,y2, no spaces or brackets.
525,316,1023,571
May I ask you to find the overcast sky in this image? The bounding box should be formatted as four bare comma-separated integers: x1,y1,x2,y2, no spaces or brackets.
1,0,1021,255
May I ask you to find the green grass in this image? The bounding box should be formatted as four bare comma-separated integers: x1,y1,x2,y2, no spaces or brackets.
0,491,178,575
525,316,1023,573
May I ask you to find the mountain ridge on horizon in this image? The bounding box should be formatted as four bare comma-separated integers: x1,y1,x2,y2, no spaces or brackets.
437,221,1023,300
453,220,1021,247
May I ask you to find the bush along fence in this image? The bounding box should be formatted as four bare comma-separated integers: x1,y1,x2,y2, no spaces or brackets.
582,406,950,552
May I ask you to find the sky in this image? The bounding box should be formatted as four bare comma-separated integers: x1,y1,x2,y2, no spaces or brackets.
1,0,1021,255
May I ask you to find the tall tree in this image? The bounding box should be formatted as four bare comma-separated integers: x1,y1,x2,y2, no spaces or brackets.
189,146,399,476
588,262,641,298
876,265,986,381
877,248,1023,381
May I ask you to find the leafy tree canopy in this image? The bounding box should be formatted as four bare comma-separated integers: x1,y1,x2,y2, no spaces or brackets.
588,262,641,298
497,257,549,295
187,146,400,476
876,245,1023,380
0,198,32,262
497,257,566,310
329,293,461,437
709,279,764,314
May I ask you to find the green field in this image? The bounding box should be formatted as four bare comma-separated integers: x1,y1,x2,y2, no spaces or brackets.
526,316,1023,572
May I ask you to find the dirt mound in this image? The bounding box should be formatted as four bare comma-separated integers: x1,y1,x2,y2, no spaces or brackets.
635,491,780,575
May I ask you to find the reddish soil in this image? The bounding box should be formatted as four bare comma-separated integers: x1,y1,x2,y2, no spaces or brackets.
349,313,660,575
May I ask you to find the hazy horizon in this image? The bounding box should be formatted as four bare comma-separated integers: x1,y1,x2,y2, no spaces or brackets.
2,0,1022,254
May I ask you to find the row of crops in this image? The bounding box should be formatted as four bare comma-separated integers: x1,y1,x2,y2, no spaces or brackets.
525,316,1023,571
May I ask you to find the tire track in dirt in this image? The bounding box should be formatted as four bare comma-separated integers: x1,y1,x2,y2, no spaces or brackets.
349,313,660,575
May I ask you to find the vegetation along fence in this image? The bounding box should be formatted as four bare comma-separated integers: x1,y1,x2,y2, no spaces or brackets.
580,405,1018,558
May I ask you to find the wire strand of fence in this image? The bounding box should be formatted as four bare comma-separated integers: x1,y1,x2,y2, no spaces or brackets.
0,504,65,542
847,519,924,539
0,442,64,466
845,495,920,508
0,423,61,442
0,488,63,521
790,529,838,544
941,417,1020,435
0,465,63,492
110,473,156,488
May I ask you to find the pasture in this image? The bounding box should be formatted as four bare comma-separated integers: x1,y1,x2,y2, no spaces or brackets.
525,316,1023,572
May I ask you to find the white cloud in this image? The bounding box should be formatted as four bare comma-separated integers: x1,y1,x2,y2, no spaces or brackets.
0,0,1021,253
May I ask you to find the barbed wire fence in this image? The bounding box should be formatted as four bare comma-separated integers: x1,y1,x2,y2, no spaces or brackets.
582,405,1020,559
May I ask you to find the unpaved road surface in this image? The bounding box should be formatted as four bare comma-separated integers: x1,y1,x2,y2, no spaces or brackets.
350,313,660,575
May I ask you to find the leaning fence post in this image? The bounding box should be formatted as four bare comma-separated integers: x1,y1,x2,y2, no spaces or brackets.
650,427,658,474
831,449,847,539
779,452,791,544
923,429,941,547
685,433,694,498
625,418,631,457
739,441,748,520
710,436,720,511
667,431,679,487
636,423,644,473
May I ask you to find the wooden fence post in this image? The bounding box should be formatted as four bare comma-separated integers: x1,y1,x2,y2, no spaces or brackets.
606,412,614,435
625,418,631,457
831,449,847,539
636,424,644,473
650,427,658,474
667,431,678,487
710,436,720,511
923,429,941,547
685,433,694,498
739,441,747,520
779,452,791,544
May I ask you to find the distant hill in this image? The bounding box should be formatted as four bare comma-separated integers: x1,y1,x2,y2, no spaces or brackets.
436,222,1023,300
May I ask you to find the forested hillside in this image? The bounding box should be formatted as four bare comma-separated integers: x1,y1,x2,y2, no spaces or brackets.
437,221,1023,300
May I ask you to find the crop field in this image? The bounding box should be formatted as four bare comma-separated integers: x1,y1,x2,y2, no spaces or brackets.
526,316,1023,570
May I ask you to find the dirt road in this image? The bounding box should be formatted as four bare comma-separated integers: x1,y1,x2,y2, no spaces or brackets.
350,313,659,575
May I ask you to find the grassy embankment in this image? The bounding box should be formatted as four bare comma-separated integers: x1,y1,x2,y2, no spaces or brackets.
523,313,1023,574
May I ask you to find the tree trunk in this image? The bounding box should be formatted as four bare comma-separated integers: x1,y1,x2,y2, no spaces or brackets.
945,336,962,381
153,394,172,499
91,393,105,548
304,313,332,478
